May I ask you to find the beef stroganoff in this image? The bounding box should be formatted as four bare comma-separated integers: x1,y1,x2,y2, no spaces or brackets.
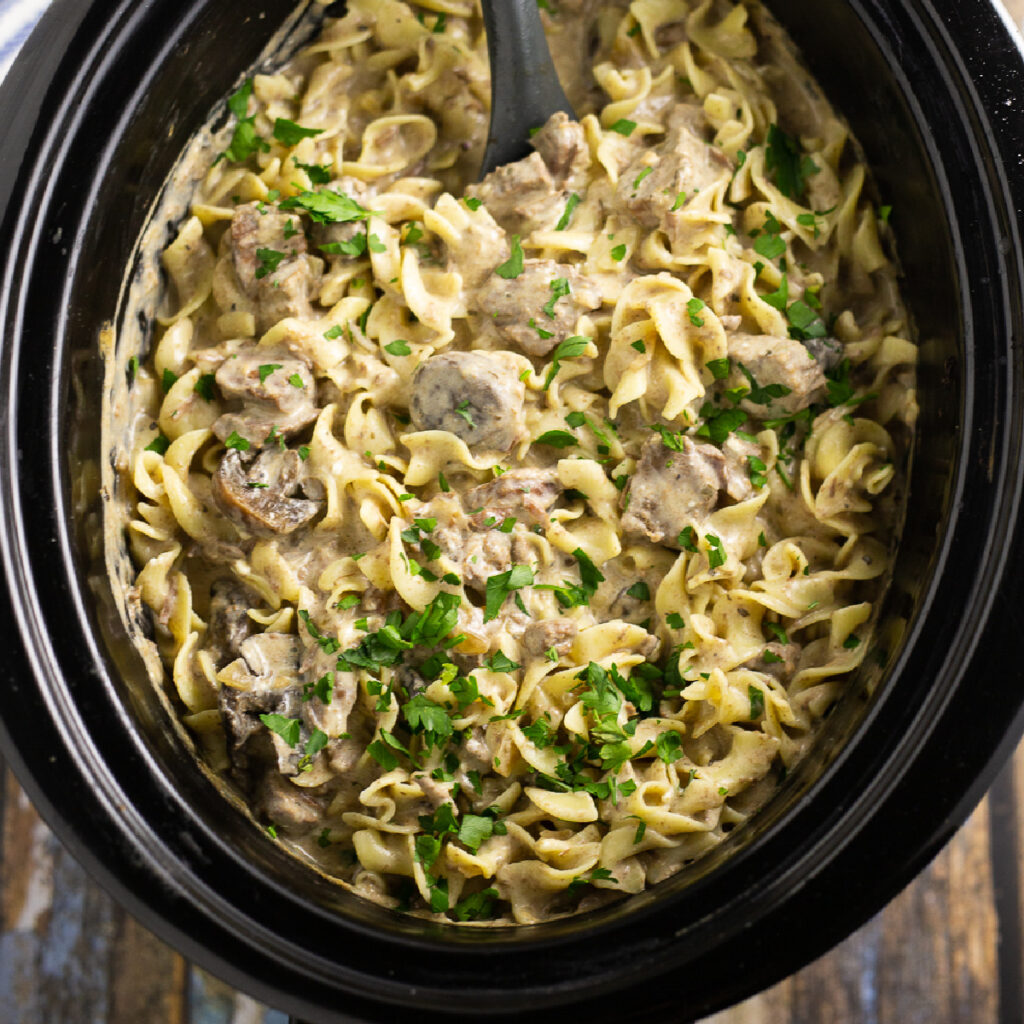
116,0,917,924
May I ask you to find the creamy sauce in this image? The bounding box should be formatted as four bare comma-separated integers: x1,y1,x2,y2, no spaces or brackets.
110,0,917,924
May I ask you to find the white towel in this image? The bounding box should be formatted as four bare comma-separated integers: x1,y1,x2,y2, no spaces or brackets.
0,0,54,83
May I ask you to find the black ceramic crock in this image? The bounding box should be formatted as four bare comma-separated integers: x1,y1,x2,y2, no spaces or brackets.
0,1,1022,1021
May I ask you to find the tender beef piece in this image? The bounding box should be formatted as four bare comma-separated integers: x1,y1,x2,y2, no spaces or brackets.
521,619,578,658
719,435,759,503
213,346,318,448
259,773,326,828
231,203,320,332
220,686,276,751
531,112,591,189
206,581,256,665
622,434,727,548
743,642,800,681
212,448,323,536
410,352,525,451
239,632,302,678
728,333,827,418
475,260,602,357
459,531,514,592
803,336,844,374
464,468,562,526
614,104,731,229
465,152,564,235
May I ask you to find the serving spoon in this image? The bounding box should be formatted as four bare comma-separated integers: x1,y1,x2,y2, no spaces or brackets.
479,0,576,178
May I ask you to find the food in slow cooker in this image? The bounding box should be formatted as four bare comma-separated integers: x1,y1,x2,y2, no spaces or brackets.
119,0,917,924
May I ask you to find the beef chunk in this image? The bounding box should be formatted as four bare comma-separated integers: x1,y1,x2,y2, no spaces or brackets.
231,203,320,332
614,104,731,229
464,468,563,526
410,351,525,451
465,152,564,235
728,333,827,418
212,448,322,536
622,434,728,548
803,336,844,374
206,581,256,665
531,112,591,189
475,260,601,356
259,773,326,828
213,345,318,448
743,642,799,681
521,619,578,658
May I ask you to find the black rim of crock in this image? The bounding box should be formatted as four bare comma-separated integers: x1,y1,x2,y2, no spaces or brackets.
0,1,1022,1021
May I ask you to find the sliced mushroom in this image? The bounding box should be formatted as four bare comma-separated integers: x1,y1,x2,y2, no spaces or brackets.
212,448,322,536
410,351,525,451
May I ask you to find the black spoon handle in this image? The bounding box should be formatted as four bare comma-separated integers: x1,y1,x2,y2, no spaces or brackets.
479,0,575,178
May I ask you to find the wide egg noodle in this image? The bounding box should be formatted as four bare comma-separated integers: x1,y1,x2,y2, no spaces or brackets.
114,0,917,925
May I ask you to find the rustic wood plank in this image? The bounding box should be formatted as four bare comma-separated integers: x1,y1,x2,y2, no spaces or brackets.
703,794,999,1024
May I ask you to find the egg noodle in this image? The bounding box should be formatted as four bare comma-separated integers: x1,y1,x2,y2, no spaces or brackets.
119,0,917,923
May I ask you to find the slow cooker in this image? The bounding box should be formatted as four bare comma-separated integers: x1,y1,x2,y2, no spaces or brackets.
0,1,1022,1020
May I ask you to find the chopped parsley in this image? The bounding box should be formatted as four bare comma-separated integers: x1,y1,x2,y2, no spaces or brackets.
279,188,379,224
483,565,534,622
765,123,818,201
494,235,525,279
542,277,570,317
556,193,582,230
273,118,324,147
609,119,636,136
534,429,577,449
385,339,412,356
543,335,590,390
748,685,765,719
610,243,627,262
217,79,270,164
258,362,282,384
224,431,250,452
254,248,286,279
687,297,706,327
144,433,170,455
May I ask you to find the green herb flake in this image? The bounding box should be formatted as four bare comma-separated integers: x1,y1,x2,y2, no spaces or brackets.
259,713,301,747
494,235,525,279
765,123,818,200
610,119,636,136
483,565,534,622
279,188,379,224
224,431,251,452
543,334,590,390
556,193,582,230
748,685,765,720
273,118,324,147
193,373,217,402
294,159,333,185
843,634,861,650
542,277,570,318
706,357,731,380
535,429,577,449
610,243,627,262
626,581,650,601
464,196,483,211
384,339,412,356
144,433,170,455
255,248,286,280
687,297,705,327
161,369,178,393
258,363,283,384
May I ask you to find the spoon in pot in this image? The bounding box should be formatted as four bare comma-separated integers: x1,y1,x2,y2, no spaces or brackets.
479,0,575,178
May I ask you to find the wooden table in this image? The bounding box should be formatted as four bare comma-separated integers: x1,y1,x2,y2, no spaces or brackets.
2,2,1022,1020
